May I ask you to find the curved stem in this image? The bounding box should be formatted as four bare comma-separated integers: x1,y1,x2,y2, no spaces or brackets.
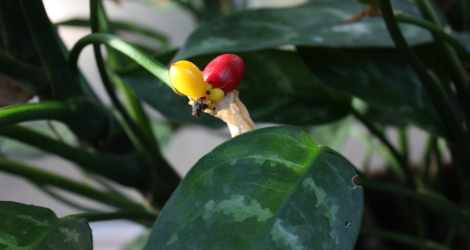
0,158,144,210
395,13,470,126
0,125,139,187
113,75,156,143
395,14,470,64
31,181,101,212
69,33,171,87
378,0,470,188
0,101,73,127
0,99,108,142
352,109,416,188
85,0,180,207
56,19,170,49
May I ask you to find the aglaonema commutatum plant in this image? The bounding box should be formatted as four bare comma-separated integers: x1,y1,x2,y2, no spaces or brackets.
0,0,469,249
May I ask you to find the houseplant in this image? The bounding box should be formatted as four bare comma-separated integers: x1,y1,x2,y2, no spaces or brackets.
0,0,468,249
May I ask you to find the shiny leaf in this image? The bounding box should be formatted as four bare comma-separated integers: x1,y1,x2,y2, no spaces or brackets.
0,201,92,250
145,126,363,249
174,0,432,60
297,45,447,136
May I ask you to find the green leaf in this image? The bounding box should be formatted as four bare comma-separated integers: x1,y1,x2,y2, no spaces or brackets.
145,126,363,249
122,232,150,250
174,0,432,59
305,115,354,151
0,201,92,250
297,45,447,137
122,49,351,127
16,0,85,100
150,118,177,153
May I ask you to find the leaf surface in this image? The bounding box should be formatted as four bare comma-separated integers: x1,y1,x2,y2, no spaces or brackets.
174,0,432,60
0,201,92,250
145,126,363,249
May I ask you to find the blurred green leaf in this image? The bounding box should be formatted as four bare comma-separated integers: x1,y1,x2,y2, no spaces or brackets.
122,232,150,250
0,201,92,250
297,45,447,137
363,107,408,127
145,126,363,249
123,49,351,127
174,0,432,60
306,115,355,151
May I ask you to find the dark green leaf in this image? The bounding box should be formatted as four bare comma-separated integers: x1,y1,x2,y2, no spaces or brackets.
16,0,85,100
122,49,351,127
297,45,447,136
0,1,41,65
174,0,432,60
145,126,363,249
363,107,408,127
0,201,92,250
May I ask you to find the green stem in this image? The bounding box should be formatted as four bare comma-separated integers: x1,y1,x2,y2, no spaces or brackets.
361,227,450,250
31,181,100,212
75,209,158,223
398,127,409,165
430,137,444,191
352,109,415,188
0,101,74,127
0,99,108,142
69,33,171,87
356,173,470,226
412,0,470,121
87,22,155,157
0,125,140,187
56,19,169,49
69,32,174,185
395,13,470,126
419,134,433,183
378,0,470,194
113,75,157,144
90,0,158,143
86,0,180,206
395,13,470,66
0,158,144,210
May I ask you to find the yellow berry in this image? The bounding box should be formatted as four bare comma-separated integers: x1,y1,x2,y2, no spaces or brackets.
206,83,213,90
207,88,225,103
169,60,206,98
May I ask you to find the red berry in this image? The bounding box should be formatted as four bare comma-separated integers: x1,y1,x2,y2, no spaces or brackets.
202,54,244,93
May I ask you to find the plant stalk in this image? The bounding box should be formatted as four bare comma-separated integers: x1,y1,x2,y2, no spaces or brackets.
0,158,144,210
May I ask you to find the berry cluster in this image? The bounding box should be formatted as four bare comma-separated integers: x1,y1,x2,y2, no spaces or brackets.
169,54,244,117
